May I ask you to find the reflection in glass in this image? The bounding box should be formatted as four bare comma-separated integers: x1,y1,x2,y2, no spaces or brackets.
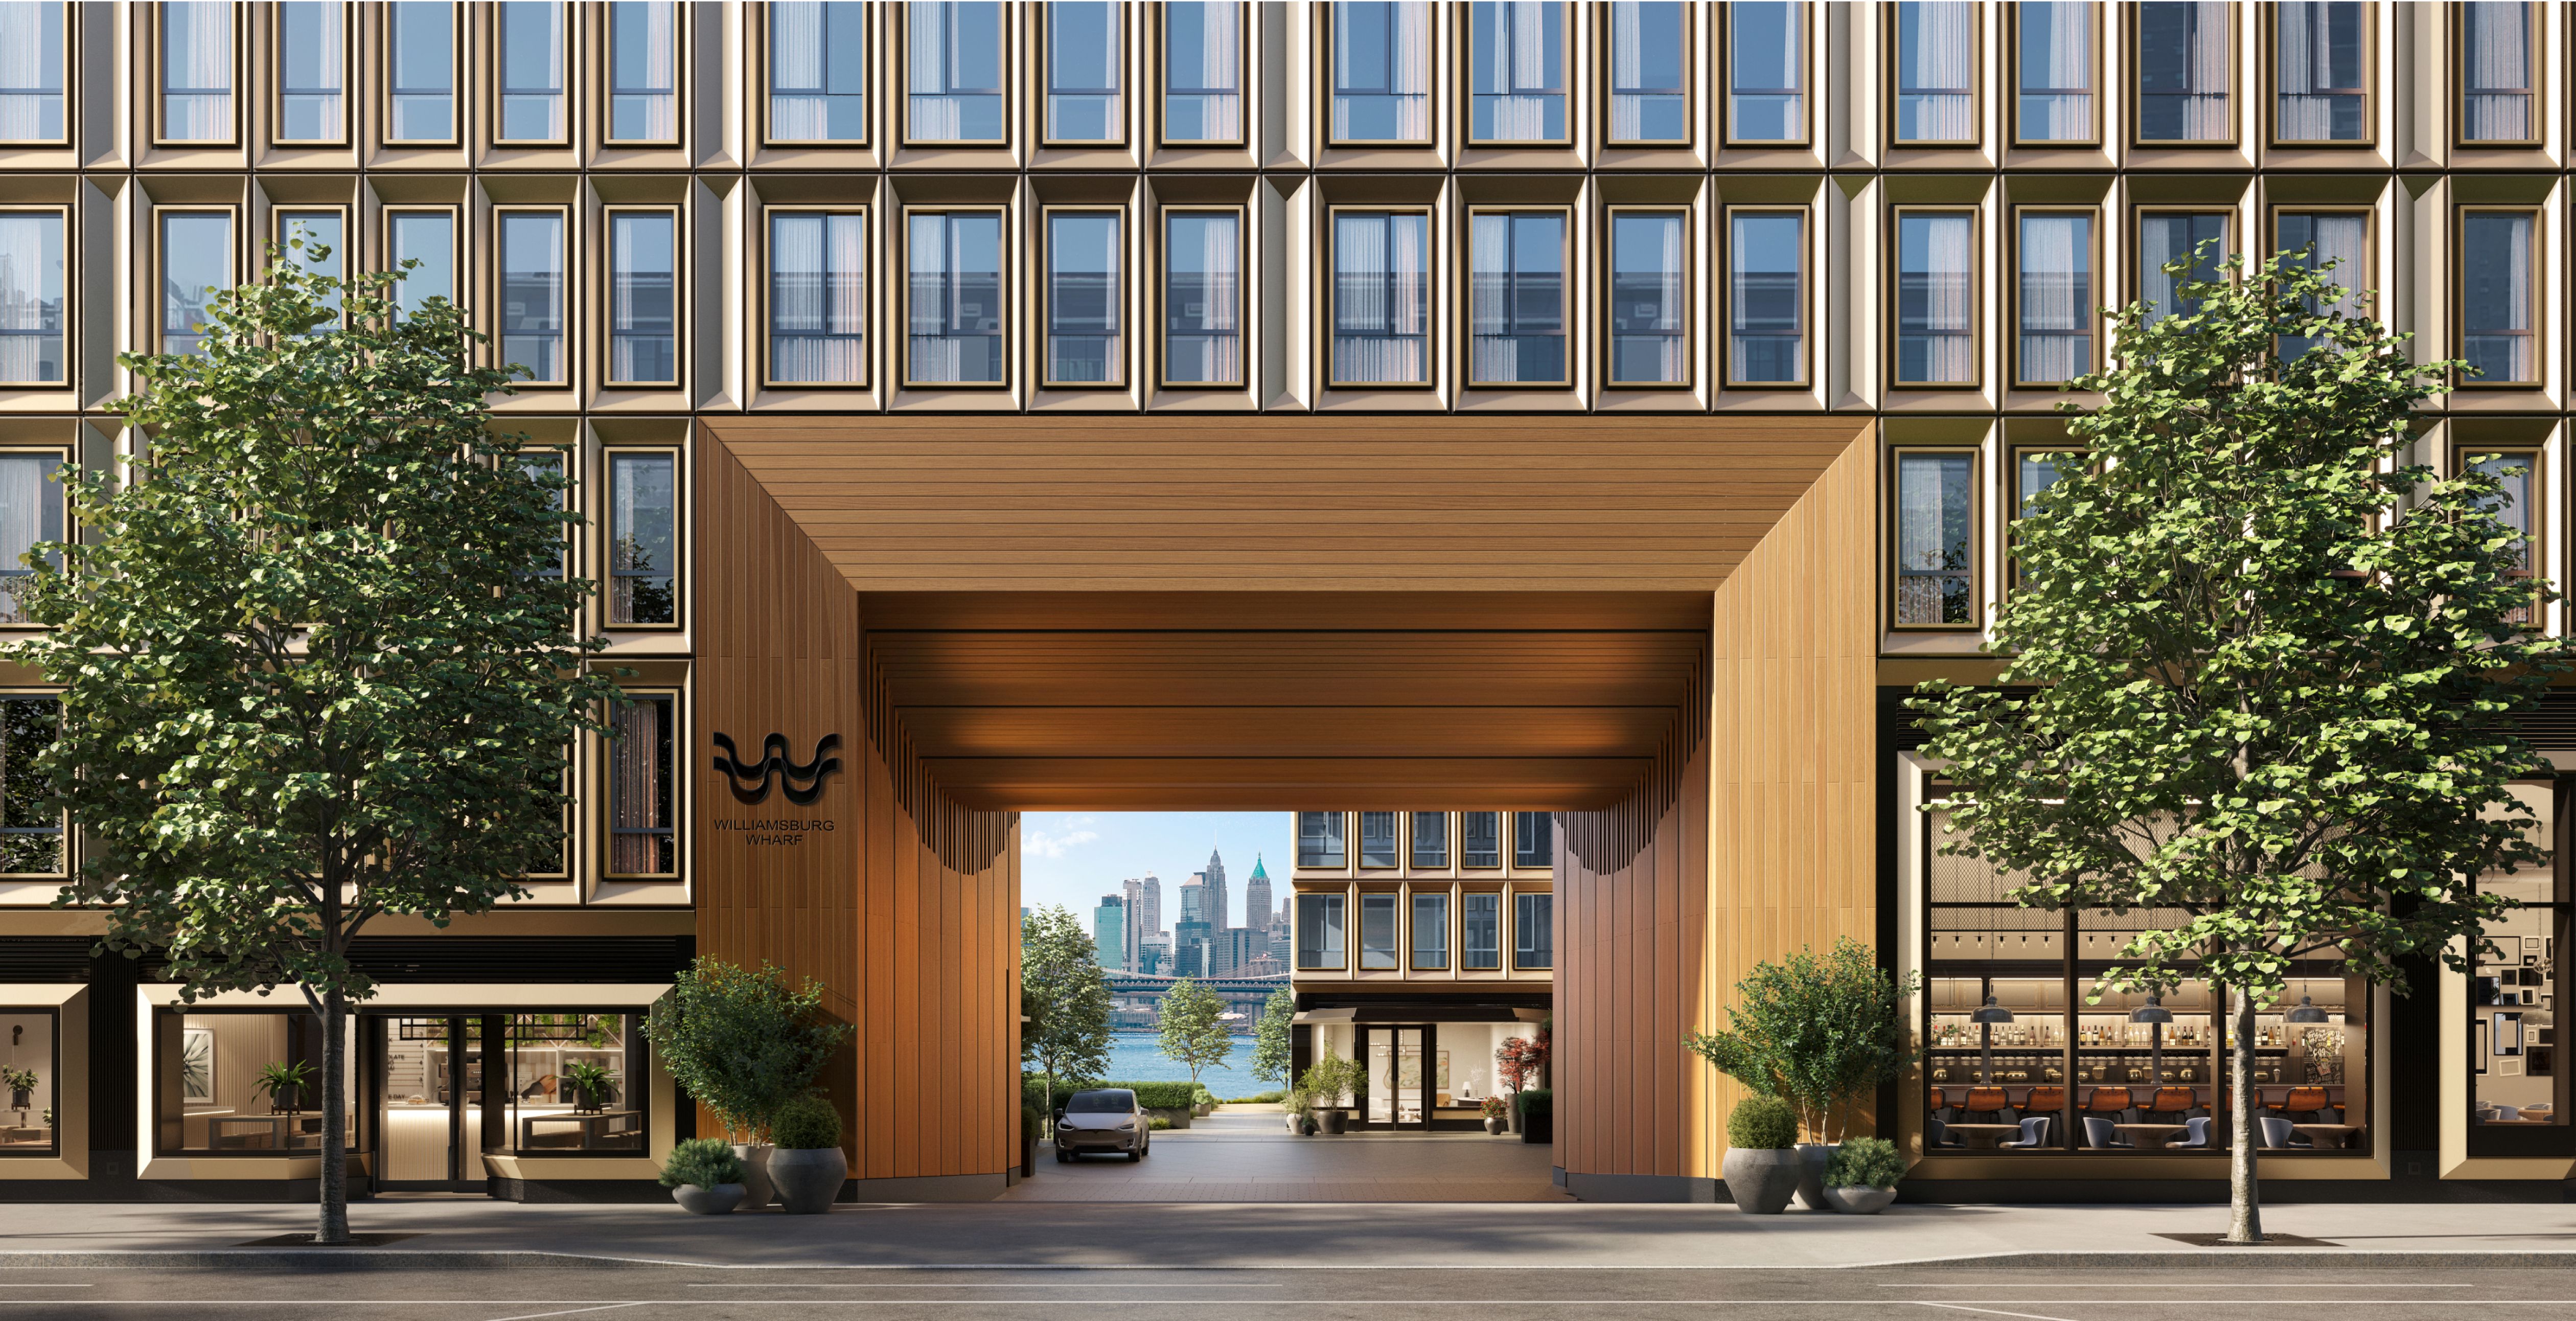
907,1,1005,142
1514,813,1552,869
1896,211,1974,384
1611,211,1685,386
1413,893,1449,968
1360,893,1398,969
2016,211,2093,384
0,211,64,383
1728,1,1802,142
607,451,677,626
770,0,867,141
1893,1,1974,144
2462,212,2537,384
1462,811,1500,868
2137,1,2230,143
277,209,342,322
907,211,1004,384
159,210,232,358
1606,1,1685,142
1896,452,1973,625
2138,212,2228,324
609,212,678,385
608,1,679,143
1163,212,1239,385
1332,211,1429,385
0,3,65,142
2276,1,2364,142
1728,210,1804,384
386,1,454,142
1514,892,1552,968
1297,893,1346,968
2275,211,2367,360
160,0,233,141
1468,211,1565,384
277,2,342,140
1462,892,1500,969
1163,1,1240,142
1298,811,1344,868
1469,1,1563,143
2017,1,2091,142
498,211,564,382
1360,811,1398,868
1331,1,1431,143
497,0,565,142
1046,1,1119,141
770,211,867,384
2462,3,2534,144
387,211,455,321
1045,211,1120,385
609,693,676,873
1411,811,1448,868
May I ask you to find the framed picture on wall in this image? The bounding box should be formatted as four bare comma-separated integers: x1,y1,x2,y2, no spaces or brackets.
2478,1017,2490,1073
2528,937,2546,952
2534,1048,2556,1077
2500,1057,2526,1077
180,1027,215,1103
2497,1011,2526,1055
2526,989,2541,1005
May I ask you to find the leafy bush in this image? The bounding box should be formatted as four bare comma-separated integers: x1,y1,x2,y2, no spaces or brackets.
1727,1096,1798,1150
1148,1115,1172,1130
1824,1136,1906,1190
1021,1076,1197,1110
1480,1095,1509,1120
1228,1090,1285,1104
659,1137,745,1189
1515,1087,1553,1116
1685,938,1921,1144
1023,1102,1044,1142
1297,1050,1359,1106
770,1092,842,1151
1191,1084,1217,1109
647,959,852,1143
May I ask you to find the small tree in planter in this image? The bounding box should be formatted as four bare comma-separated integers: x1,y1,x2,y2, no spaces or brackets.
646,958,852,1209
561,1060,614,1113
1820,1137,1906,1215
660,1137,747,1216
1721,1096,1801,1215
256,1061,318,1114
1494,1020,1551,1129
1157,978,1233,1094
1297,1050,1359,1134
766,1092,846,1215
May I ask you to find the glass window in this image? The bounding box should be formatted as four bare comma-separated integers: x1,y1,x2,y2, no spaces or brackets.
1893,1,1975,145
2275,1,2363,143
1360,892,1399,969
386,209,455,322
1411,812,1448,868
1045,1,1119,142
608,210,678,386
1360,811,1398,868
1468,211,1566,386
1162,1,1240,144
606,450,677,627
156,1010,353,1155
497,1,564,143
1895,451,1975,626
497,210,564,383
386,1,454,143
2137,211,2228,325
2016,210,2094,386
1298,811,1345,868
769,210,867,386
2461,3,2535,145
607,691,677,875
2473,784,2565,1139
0,211,64,385
275,1,342,141
275,209,342,322
1330,1,1431,144
1895,210,1975,386
1727,1,1802,143
769,0,867,142
374,1013,645,1174
0,1008,57,1156
608,1,679,143
2016,1,2092,143
1513,812,1552,869
0,452,59,623
1513,892,1552,968
1728,209,1805,386
1462,892,1501,969
906,210,1004,385
158,210,232,358
1296,893,1346,968
907,1,1005,143
2136,1,2230,144
1462,811,1501,868
0,3,66,144
1331,210,1430,386
1162,210,1239,386
0,693,56,870
159,1,233,142
2010,446,2074,587
1469,1,1564,144
1609,210,1686,388
2462,211,2538,386
1412,892,1449,968
1044,210,1120,386
2468,451,2538,618
1606,1,1685,144
2274,210,2367,360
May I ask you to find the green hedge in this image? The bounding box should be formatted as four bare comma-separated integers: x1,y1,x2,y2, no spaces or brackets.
1515,1087,1553,1116
1022,1076,1199,1111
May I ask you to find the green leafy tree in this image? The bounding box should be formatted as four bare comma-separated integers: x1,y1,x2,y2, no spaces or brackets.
1685,938,1920,1143
1021,905,1112,1120
1249,985,1295,1085
645,958,853,1143
1911,245,2564,1243
1157,977,1233,1089
14,239,617,1244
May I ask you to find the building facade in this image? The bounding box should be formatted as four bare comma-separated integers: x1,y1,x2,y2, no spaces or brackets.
1,0,2573,1204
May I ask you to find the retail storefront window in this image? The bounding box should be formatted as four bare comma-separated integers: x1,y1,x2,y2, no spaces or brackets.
0,1008,56,1156
2472,781,2568,1151
152,1008,355,1155
374,1012,646,1185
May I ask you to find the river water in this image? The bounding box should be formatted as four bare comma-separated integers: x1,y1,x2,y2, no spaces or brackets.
1093,1031,1277,1100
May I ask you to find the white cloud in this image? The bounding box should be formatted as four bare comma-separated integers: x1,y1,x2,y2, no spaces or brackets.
1025,827,1099,860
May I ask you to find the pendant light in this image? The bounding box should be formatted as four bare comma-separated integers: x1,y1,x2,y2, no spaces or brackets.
2131,995,2173,1084
2286,995,2329,1024
1972,992,2013,1084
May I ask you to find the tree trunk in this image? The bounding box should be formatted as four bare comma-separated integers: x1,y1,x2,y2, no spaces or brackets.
2227,985,2263,1243
317,986,350,1244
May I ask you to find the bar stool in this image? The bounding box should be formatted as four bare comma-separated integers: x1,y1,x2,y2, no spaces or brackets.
2146,1087,2197,1121
2025,1085,2067,1116
1963,1086,2010,1122
2085,1086,2136,1124
2282,1086,2331,1123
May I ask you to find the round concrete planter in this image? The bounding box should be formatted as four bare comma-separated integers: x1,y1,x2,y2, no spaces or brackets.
730,1144,774,1211
1317,1107,1349,1135
1720,1147,1802,1215
1795,1143,1838,1212
768,1147,847,1215
1820,1185,1897,1215
672,1182,745,1215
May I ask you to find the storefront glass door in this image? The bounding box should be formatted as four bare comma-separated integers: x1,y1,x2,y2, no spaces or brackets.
372,1015,505,1190
1362,1026,1431,1129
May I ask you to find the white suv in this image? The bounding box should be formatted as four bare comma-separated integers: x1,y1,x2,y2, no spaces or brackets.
1053,1088,1151,1162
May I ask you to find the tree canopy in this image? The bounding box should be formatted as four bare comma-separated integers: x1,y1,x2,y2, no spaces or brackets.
1021,905,1113,1113
1157,977,1233,1087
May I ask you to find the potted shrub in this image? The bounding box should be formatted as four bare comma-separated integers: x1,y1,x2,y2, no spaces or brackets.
255,1060,317,1114
1298,1051,1357,1134
1480,1095,1508,1135
561,1059,614,1113
1820,1136,1905,1215
1720,1096,1802,1215
660,1137,747,1215
646,958,854,1213
767,1092,847,1215
1281,1084,1310,1134
3,1066,35,1115
1191,1084,1216,1118
1515,1088,1553,1144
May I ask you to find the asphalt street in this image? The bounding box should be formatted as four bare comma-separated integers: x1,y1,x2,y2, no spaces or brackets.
0,1263,2559,1321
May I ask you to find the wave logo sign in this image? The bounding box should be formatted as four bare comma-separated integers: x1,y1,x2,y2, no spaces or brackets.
711,733,843,807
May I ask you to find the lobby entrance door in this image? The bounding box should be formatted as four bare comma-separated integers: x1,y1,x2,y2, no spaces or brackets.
1362,1026,1431,1130
371,1014,506,1192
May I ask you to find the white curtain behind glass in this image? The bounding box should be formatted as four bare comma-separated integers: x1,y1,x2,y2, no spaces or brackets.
161,1,233,141
1331,1,1430,142
1896,454,1972,625
2138,1,2230,141
2278,213,2366,360
2462,212,2536,383
1895,1,1973,143
1613,213,1685,386
1727,1,1802,142
1476,1,1557,141
1165,213,1238,385
0,213,61,384
0,3,62,141
0,454,55,624
1332,213,1427,385
277,1,342,140
2463,3,2534,143
610,1,678,142
2017,1,2090,142
771,213,867,384
1468,214,1520,381
1899,213,1974,384
2275,2,2364,142
1164,1,1240,141
2017,213,2091,383
909,2,1003,141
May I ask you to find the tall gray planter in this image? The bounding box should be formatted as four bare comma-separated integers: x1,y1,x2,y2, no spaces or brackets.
731,1143,774,1210
769,1147,847,1214
1795,1142,1838,1211
1720,1147,1801,1215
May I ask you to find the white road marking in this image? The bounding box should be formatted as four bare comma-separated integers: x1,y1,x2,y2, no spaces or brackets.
1917,1306,2084,1321
474,1308,649,1321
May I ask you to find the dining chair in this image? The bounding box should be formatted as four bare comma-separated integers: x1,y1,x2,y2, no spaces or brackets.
1963,1086,2010,1121
2163,1115,2216,1150
2257,1116,2314,1149
2282,1086,2331,1122
1999,1115,2055,1150
1926,1117,1966,1150
2081,1116,2134,1150
2147,1087,2196,1120
2025,1085,2067,1115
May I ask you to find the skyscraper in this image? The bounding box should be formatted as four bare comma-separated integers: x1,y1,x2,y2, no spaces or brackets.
1243,854,1273,933
1204,847,1229,933
1178,875,1205,926
1092,894,1125,972
1136,872,1163,940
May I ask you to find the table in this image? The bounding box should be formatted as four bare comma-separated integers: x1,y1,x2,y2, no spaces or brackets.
0,1126,48,1147
1943,1123,2025,1150
211,1116,287,1150
2293,1123,2359,1149
2113,1122,2190,1149
519,1109,643,1151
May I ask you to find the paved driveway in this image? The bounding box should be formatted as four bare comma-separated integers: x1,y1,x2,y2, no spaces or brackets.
1000,1108,1567,1201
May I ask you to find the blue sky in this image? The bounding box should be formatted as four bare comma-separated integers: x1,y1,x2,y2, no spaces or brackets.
1020,812,1293,926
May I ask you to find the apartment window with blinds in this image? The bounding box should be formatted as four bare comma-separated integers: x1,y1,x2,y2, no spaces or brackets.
385,209,455,321
1360,811,1399,868
1469,1,1564,144
607,1,679,144
2274,210,2367,360
1462,893,1501,969
2136,1,2231,145
157,210,231,358
158,1,233,143
1045,1,1119,143
2137,211,2228,324
1605,1,1686,144
607,210,677,386
1728,209,1805,387
768,1,866,142
498,210,565,383
1514,813,1552,869
274,209,342,324
1892,1,1975,146
1468,210,1566,386
2015,1,2094,144
1163,210,1239,387
1162,1,1240,144
274,1,343,142
2467,450,2539,621
605,449,678,627
1330,1,1431,144
1411,812,1449,868
1894,450,1976,627
768,210,867,386
906,1,1004,144
1298,811,1346,868
1726,1,1802,144
1894,209,1975,387
0,452,62,625
1330,210,1430,387
2460,3,2536,145
0,210,64,385
1412,893,1450,969
1609,209,1685,388
2461,210,2539,388
1514,892,1553,969
496,1,566,143
906,210,1004,385
2015,210,2094,386
1462,811,1501,868
0,2,65,144
1297,893,1346,968
1360,893,1398,969
1044,210,1121,387
606,691,677,877
2275,2,2364,143
386,2,455,143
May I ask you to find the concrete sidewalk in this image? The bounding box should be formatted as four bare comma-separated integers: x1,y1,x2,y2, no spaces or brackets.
4,1198,2576,1271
